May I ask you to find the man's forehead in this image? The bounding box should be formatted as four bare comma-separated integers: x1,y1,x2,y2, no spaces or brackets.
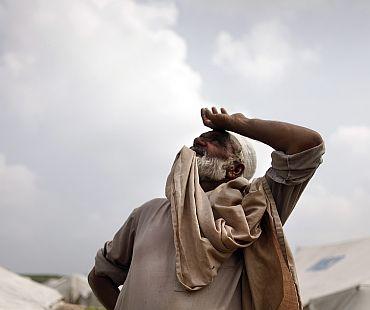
198,130,242,154
199,130,229,139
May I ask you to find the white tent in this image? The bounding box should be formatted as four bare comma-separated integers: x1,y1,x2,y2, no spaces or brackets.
45,274,100,307
0,265,62,310
295,237,370,310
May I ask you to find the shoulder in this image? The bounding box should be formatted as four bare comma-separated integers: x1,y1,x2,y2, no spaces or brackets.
242,176,278,209
120,198,169,232
134,197,169,217
137,198,169,210
242,176,269,201
247,176,266,192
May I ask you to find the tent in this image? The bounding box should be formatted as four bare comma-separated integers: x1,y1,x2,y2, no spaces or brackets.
295,237,370,310
45,274,100,307
0,265,62,310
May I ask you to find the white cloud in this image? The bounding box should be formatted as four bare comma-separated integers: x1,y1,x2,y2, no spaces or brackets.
0,0,209,273
0,154,39,209
285,127,370,249
331,125,370,154
285,184,370,248
0,0,208,205
0,0,204,134
0,154,46,249
178,0,330,13
213,20,319,82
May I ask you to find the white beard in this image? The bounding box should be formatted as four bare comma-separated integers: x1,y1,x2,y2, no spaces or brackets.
196,154,231,181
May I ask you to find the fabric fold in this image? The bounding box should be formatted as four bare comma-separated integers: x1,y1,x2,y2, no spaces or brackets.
165,146,301,309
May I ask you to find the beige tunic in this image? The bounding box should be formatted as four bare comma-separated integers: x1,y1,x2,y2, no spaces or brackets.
94,143,324,310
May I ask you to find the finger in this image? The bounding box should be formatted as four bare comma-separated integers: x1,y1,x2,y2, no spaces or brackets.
201,108,206,119
204,107,211,115
201,108,210,122
201,107,210,117
220,108,228,114
211,107,218,114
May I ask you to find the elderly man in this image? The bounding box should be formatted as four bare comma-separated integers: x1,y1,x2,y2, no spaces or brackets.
88,108,324,310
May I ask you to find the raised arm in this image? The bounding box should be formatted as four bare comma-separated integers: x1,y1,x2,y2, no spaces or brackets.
201,107,323,153
201,107,324,224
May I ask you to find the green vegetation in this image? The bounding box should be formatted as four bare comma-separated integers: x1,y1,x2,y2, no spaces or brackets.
21,274,62,283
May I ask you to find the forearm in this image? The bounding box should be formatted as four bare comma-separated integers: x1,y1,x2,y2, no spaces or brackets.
229,116,323,155
88,267,119,310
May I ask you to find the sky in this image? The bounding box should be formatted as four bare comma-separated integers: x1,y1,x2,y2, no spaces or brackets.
1,0,370,275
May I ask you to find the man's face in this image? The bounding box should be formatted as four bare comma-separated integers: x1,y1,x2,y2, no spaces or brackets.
190,130,234,160
190,130,235,181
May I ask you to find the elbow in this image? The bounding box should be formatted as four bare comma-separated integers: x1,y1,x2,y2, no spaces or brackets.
287,131,324,154
299,132,323,153
310,131,324,147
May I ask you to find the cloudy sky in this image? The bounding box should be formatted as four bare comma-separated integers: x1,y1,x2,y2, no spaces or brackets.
1,0,370,275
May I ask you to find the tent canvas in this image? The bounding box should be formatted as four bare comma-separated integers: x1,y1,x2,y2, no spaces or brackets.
45,274,101,307
0,265,62,310
303,284,370,310
295,237,370,309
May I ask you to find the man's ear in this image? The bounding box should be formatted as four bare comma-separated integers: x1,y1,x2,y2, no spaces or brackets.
226,162,245,179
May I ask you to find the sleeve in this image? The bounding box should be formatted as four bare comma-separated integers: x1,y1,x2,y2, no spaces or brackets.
265,142,325,225
94,208,139,286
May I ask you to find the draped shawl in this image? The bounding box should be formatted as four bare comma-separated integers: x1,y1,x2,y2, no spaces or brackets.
165,146,301,310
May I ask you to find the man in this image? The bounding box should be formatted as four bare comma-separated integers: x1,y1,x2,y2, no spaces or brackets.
88,107,324,310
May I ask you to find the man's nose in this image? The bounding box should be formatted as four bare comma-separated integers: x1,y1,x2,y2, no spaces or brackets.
194,137,207,147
